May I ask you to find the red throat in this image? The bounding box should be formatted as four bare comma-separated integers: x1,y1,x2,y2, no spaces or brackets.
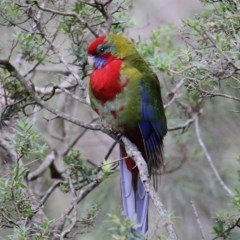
90,59,129,104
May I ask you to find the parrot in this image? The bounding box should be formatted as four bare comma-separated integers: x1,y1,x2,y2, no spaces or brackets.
87,34,167,234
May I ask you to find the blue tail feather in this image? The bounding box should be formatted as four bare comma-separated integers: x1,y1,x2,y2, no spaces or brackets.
120,148,149,234
136,177,149,233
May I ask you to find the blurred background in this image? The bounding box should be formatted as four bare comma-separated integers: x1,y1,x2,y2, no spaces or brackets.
1,0,240,239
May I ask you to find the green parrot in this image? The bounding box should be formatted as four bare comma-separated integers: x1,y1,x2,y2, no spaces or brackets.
87,34,167,233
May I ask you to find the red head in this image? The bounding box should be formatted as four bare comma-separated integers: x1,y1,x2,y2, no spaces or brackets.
87,35,116,69
87,35,106,56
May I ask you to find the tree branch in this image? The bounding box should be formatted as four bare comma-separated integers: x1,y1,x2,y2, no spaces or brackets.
190,200,206,240
0,134,17,165
168,113,198,132
121,136,178,240
33,1,98,38
199,89,240,102
194,116,234,197
40,180,63,206
53,172,105,237
0,60,103,131
164,78,186,109
26,151,56,181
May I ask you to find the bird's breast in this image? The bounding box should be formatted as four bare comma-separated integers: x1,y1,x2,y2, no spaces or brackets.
90,60,128,104
89,60,142,130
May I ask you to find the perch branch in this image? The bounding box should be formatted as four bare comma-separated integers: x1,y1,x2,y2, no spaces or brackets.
121,136,178,240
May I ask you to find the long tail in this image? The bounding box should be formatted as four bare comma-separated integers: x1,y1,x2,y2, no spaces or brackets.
120,147,149,234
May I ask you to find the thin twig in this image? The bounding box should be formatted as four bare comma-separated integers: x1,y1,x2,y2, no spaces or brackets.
212,217,240,240
60,177,78,239
104,133,122,161
203,30,239,70
54,171,104,234
168,113,197,132
194,116,234,197
34,1,98,37
164,78,186,109
200,89,240,102
42,37,80,84
35,78,77,96
40,180,63,206
190,200,207,240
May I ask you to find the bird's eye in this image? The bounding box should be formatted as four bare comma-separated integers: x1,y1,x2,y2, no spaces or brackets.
99,47,105,54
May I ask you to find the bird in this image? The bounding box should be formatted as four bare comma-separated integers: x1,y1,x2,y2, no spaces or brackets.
87,34,167,234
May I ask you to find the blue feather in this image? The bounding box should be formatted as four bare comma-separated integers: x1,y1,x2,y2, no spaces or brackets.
94,56,107,69
138,82,166,173
139,87,164,149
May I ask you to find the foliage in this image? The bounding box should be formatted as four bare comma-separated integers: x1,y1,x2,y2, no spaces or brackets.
136,25,181,73
16,32,46,62
101,158,116,176
107,212,147,240
12,119,49,160
0,165,32,228
181,1,240,101
63,149,95,191
5,219,53,240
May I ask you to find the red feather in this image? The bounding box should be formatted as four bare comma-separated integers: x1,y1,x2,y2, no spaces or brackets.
90,59,128,104
120,145,138,181
87,35,106,55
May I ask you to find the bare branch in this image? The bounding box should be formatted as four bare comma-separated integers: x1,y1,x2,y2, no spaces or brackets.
0,135,17,165
93,0,113,33
190,200,207,240
26,151,56,181
27,183,49,225
40,180,63,206
33,1,98,37
121,136,179,240
194,116,234,197
53,171,105,236
164,78,186,109
35,81,75,95
42,37,81,85
0,60,103,131
168,113,198,132
60,176,78,239
200,89,240,102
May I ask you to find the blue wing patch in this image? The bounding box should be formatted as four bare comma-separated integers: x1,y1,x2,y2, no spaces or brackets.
138,82,166,174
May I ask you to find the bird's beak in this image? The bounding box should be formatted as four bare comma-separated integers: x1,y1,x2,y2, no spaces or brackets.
87,55,95,68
